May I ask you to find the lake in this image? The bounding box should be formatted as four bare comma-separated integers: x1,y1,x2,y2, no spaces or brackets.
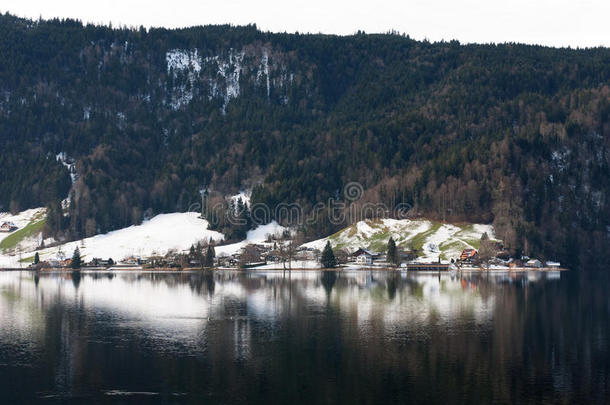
0,269,608,404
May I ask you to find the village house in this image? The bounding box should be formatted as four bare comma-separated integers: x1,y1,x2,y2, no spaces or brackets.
460,249,478,263
525,259,543,268
88,258,114,267
45,259,62,268
0,221,18,232
351,248,380,265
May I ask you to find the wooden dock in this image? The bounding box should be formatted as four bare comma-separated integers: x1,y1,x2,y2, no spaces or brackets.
407,263,450,271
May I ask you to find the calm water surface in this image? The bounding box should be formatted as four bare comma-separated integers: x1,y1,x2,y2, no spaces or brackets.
0,269,608,404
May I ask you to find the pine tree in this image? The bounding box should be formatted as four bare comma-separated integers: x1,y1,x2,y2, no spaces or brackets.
205,244,215,267
321,241,337,268
34,252,40,265
387,237,398,266
71,247,82,269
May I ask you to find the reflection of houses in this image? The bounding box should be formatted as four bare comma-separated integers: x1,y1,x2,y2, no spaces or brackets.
351,248,380,265
0,221,18,232
460,249,478,263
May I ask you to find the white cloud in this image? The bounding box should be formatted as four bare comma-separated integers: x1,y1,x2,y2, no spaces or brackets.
1,0,608,47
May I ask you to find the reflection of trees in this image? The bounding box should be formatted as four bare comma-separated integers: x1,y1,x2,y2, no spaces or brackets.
71,270,81,289
321,271,337,297
204,270,215,297
386,272,400,300
2,271,609,404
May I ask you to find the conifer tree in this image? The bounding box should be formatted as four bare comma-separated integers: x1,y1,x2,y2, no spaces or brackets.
71,247,82,269
321,241,337,268
387,237,398,266
205,244,215,267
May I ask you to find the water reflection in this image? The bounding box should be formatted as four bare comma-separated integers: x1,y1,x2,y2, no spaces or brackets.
1,269,608,404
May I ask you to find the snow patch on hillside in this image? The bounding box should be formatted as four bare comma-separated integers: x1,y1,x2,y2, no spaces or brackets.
204,49,244,113
166,49,202,109
56,152,77,183
166,49,201,74
257,48,270,99
215,221,286,257
27,213,223,264
229,190,251,207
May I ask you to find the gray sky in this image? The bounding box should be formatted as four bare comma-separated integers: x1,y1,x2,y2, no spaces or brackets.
2,0,609,48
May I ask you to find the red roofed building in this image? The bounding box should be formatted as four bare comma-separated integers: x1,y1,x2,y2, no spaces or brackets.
460,249,478,263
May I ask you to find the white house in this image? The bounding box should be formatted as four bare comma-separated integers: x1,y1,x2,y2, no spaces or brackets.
352,248,379,266
546,261,561,268
525,259,542,268
355,253,373,265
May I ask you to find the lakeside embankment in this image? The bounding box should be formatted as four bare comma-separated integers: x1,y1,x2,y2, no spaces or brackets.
0,266,568,273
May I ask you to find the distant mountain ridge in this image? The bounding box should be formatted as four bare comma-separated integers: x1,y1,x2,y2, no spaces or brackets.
0,13,608,268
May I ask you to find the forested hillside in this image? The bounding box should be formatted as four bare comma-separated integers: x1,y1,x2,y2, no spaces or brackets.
0,13,608,268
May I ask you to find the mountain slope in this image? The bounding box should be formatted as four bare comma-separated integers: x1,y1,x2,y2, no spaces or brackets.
0,14,608,267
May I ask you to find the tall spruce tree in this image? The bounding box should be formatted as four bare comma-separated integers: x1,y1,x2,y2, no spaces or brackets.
321,241,337,268
205,244,215,268
387,237,398,266
71,247,82,269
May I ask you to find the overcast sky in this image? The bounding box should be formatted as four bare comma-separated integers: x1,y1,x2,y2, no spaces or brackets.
2,0,608,48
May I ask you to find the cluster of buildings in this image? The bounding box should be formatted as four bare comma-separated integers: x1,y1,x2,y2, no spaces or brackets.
26,239,560,271
457,249,561,269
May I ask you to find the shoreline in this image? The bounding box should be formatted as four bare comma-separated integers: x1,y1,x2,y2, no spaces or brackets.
0,266,569,273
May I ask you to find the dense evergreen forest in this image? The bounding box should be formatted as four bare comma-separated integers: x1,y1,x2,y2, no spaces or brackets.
0,13,608,268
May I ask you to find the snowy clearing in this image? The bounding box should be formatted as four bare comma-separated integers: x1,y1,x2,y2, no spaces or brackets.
215,221,286,256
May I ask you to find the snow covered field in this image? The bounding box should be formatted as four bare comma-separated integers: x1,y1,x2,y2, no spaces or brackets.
0,213,223,266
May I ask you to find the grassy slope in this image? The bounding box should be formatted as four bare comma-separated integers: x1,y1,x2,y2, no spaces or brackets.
409,222,442,252
326,220,486,260
0,214,45,252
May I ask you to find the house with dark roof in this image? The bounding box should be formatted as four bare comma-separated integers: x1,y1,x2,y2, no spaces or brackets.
0,221,18,232
351,248,380,265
